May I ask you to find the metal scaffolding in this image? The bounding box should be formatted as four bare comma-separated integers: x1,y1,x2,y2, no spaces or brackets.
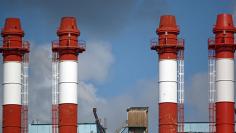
52,51,59,133
208,49,216,133
177,48,184,133
21,47,29,133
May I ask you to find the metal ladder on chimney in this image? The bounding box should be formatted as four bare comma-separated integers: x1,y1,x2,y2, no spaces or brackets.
208,49,216,133
52,51,59,133
21,52,29,133
177,49,184,133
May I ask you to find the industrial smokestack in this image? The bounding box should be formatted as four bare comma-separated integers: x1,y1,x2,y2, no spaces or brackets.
209,13,236,133
0,18,30,133
52,17,85,133
151,15,184,133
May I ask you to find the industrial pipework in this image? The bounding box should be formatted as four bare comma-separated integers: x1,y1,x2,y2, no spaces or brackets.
151,15,184,133
0,18,30,133
52,17,85,133
208,13,236,133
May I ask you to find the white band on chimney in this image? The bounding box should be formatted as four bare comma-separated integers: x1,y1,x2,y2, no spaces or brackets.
159,82,177,103
159,60,177,103
3,62,21,105
216,59,234,102
159,60,177,81
59,61,78,104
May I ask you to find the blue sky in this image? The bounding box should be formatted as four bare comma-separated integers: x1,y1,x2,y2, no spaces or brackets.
92,0,236,97
0,0,236,132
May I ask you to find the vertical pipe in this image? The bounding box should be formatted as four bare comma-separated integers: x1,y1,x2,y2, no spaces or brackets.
151,15,183,133
211,14,236,133
1,18,25,133
52,17,85,133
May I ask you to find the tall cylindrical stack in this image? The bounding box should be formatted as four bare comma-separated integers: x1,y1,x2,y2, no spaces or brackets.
209,14,236,133
151,15,184,133
52,17,85,133
0,18,29,133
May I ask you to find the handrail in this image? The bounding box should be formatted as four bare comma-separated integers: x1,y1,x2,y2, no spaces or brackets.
150,37,185,49
0,40,30,54
0,40,30,49
51,39,86,49
208,37,236,46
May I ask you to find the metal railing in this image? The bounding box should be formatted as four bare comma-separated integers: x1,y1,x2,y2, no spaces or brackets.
208,37,236,46
0,40,30,48
51,40,86,49
150,37,184,49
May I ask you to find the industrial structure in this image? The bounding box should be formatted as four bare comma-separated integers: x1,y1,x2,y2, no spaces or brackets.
93,108,106,133
29,123,98,133
51,17,85,133
208,13,236,133
0,18,30,133
151,15,185,133
127,107,148,133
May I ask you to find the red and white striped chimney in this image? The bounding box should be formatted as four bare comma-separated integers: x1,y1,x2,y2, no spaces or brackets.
151,15,183,133
210,13,236,133
0,18,29,133
52,17,85,133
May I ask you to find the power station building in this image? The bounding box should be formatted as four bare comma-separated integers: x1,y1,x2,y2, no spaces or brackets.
29,123,98,133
